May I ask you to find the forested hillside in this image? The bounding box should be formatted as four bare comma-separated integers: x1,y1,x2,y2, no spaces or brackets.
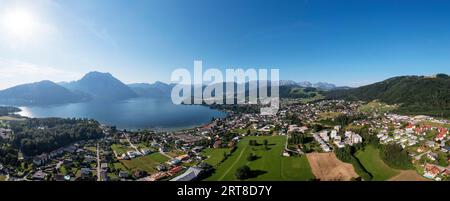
326,74,450,117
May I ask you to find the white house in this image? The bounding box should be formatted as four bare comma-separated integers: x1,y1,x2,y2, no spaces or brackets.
334,141,345,148
330,130,338,139
319,131,329,142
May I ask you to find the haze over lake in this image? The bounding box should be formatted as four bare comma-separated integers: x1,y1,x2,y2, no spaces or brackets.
18,98,226,131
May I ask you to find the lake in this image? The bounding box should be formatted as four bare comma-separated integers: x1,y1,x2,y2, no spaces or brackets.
17,98,226,131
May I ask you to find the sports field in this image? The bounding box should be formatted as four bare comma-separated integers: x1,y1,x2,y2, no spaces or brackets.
204,136,314,181
355,145,400,181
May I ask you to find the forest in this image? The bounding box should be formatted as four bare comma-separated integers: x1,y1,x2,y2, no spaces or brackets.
9,118,104,156
0,106,21,116
326,74,450,117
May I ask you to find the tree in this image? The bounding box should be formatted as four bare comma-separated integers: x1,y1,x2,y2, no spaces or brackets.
379,144,413,169
263,139,269,150
437,153,449,167
235,165,251,180
10,118,103,156
223,152,228,161
247,153,257,161
289,133,306,145
311,124,324,132
249,140,258,146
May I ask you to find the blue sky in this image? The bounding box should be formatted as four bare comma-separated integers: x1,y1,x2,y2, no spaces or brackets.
0,0,449,89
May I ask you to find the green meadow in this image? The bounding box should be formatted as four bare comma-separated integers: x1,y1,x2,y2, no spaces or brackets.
204,136,314,181
120,152,170,174
355,145,400,181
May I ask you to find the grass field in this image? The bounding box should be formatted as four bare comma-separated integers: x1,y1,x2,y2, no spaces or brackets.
148,152,170,163
59,165,68,175
84,146,97,153
166,150,185,158
318,112,342,120
111,144,133,156
0,175,6,181
204,136,314,181
120,153,170,173
355,145,400,181
358,100,397,114
388,170,430,181
418,121,450,129
233,128,251,135
113,162,127,171
136,143,151,150
280,156,315,180
0,116,24,121
203,148,230,166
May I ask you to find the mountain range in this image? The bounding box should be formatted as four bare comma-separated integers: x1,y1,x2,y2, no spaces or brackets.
0,80,88,105
127,81,173,98
0,71,179,105
0,71,345,106
59,71,137,101
1,71,448,119
279,80,351,90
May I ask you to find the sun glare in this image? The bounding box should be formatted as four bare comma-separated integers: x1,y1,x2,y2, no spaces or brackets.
2,8,37,38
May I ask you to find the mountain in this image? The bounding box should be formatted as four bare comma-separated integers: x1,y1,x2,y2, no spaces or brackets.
332,86,353,90
279,80,298,86
63,71,137,101
128,81,173,98
313,82,337,90
279,80,342,90
0,80,87,105
297,81,313,88
326,74,450,117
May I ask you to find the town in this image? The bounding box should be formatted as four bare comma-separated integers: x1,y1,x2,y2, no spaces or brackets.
0,98,448,182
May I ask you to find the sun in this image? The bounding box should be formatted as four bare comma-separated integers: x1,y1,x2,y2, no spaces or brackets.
2,8,37,38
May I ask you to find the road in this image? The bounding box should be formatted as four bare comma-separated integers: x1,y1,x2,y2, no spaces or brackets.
415,150,430,160
96,143,101,181
217,145,248,181
284,135,302,155
125,134,140,153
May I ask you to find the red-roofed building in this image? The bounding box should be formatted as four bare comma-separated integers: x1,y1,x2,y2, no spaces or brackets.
415,125,432,135
438,127,448,134
435,127,448,141
175,154,190,161
169,166,183,175
415,127,424,135
213,140,222,148
424,164,441,179
442,169,449,177
405,123,415,129
149,172,168,181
